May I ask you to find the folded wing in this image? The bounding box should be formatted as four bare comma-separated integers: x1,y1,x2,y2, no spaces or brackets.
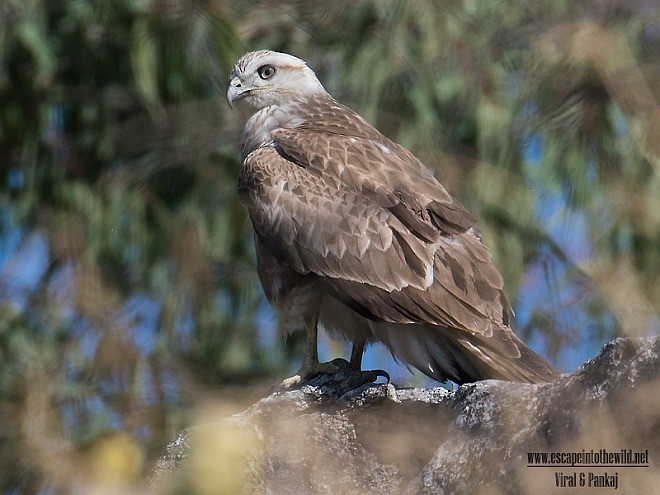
239,126,511,341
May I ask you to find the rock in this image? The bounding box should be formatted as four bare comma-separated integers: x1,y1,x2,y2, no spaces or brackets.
151,336,660,494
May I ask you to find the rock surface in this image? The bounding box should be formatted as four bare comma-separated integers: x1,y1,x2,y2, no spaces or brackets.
152,337,660,494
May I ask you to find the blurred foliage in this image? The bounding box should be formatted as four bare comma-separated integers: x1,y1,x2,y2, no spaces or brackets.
0,0,658,492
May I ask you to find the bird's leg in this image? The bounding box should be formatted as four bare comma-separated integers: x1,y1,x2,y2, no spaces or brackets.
349,341,365,370
346,340,391,385
278,315,339,390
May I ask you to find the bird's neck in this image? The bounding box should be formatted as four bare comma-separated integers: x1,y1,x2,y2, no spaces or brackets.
239,101,308,160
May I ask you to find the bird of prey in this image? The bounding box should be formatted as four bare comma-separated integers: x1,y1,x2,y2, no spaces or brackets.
227,50,558,387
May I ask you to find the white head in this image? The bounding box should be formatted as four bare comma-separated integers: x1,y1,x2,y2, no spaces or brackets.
227,50,325,112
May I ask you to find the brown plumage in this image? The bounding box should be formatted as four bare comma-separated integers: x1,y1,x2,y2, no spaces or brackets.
227,50,558,385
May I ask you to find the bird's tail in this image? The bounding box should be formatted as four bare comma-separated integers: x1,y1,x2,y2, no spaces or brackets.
370,322,559,384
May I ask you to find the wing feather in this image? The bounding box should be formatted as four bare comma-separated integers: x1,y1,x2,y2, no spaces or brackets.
239,121,511,337
240,146,435,293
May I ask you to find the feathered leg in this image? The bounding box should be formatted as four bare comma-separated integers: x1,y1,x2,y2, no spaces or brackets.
278,315,339,389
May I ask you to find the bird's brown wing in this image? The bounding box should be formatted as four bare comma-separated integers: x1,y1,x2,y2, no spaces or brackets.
273,126,476,236
239,128,512,342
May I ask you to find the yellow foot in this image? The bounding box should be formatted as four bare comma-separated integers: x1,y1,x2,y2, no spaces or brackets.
278,361,340,390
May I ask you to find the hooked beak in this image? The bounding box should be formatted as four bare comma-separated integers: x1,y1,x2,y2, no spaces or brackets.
227,76,249,109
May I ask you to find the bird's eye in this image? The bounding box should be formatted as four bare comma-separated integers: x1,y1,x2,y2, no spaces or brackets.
257,65,276,80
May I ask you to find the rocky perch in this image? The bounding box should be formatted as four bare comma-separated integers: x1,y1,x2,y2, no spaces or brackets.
152,336,659,494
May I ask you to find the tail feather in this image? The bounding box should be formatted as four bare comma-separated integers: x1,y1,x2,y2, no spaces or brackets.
454,332,559,383
370,322,559,384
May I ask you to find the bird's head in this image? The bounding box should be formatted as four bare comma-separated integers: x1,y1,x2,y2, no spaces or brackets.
227,50,325,111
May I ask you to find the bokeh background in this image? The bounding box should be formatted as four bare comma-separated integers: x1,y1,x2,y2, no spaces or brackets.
0,0,658,492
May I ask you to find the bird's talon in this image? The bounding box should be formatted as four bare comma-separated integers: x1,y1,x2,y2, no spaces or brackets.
277,374,302,391
374,369,391,383
276,361,340,391
314,361,340,376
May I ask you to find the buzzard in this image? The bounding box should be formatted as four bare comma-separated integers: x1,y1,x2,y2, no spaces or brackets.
227,50,558,386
